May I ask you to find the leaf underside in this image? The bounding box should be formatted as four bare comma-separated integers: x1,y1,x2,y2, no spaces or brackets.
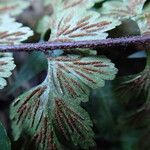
0,53,15,89
48,0,103,10
49,10,120,42
101,0,150,35
11,85,94,150
11,55,118,149
100,0,146,18
39,0,121,42
0,15,33,89
47,55,117,101
0,0,29,16
38,0,103,35
0,15,33,45
0,0,33,89
135,13,150,35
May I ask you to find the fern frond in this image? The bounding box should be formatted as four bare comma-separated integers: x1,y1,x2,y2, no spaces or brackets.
100,0,146,19
11,85,95,149
0,53,15,89
47,55,118,102
0,15,33,89
0,0,29,16
11,55,118,149
0,15,33,45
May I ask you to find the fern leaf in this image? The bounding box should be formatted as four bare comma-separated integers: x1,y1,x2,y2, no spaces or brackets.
49,9,120,42
10,1,118,149
100,0,150,37
37,0,103,35
0,0,29,16
135,13,150,35
0,53,15,89
10,85,95,149
38,0,120,41
48,0,102,11
100,0,146,19
10,55,117,149
116,65,150,106
123,0,146,14
0,15,33,89
47,55,118,102
0,15,33,45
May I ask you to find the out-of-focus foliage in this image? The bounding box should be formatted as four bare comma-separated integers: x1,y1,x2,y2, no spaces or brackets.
99,1,150,149
100,0,146,19
100,0,150,106
0,121,11,150
100,0,150,34
9,52,47,93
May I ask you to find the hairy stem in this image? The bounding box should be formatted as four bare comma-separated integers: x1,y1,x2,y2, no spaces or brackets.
0,35,150,53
